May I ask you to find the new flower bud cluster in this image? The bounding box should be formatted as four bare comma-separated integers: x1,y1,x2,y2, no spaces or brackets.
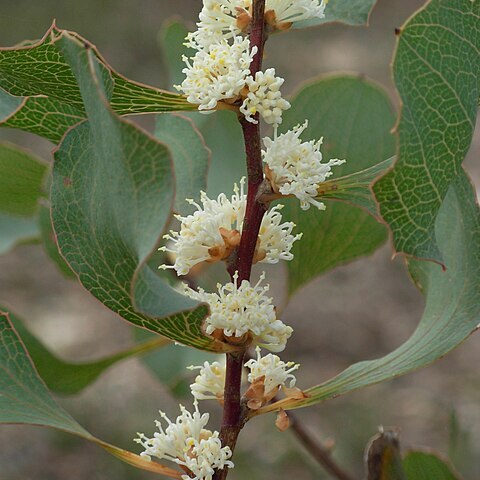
176,1,329,125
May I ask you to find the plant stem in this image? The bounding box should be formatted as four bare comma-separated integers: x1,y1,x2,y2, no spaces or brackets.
229,0,268,282
289,413,355,480
215,2,267,479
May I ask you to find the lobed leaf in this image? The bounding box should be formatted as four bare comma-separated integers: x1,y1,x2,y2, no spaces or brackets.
0,23,195,142
374,0,480,262
258,170,480,414
50,33,227,352
280,75,395,295
0,310,182,478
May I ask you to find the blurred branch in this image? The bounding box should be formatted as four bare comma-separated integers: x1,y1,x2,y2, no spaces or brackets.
289,413,355,480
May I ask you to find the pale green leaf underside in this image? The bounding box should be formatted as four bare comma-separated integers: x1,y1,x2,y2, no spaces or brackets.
50,34,226,352
281,75,395,295
5,306,169,395
0,24,194,142
294,0,377,28
261,171,480,413
154,113,210,215
374,0,480,262
0,310,184,478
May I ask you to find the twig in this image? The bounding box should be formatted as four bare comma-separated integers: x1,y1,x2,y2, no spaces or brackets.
289,412,356,480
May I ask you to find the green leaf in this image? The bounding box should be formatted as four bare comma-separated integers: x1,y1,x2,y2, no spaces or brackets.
0,213,39,254
294,0,378,28
160,19,195,90
316,156,395,218
50,33,227,352
0,310,183,478
0,23,195,142
403,451,461,480
258,170,480,414
158,19,246,198
0,86,22,119
374,0,480,262
0,142,47,216
38,204,75,278
154,113,210,215
0,310,89,432
365,429,406,480
0,142,47,254
136,329,216,398
281,75,395,295
3,306,169,395
0,92,84,143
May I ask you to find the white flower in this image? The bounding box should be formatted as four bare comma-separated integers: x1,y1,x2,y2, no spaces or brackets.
186,1,250,49
176,35,257,112
160,179,300,275
187,0,328,48
240,68,291,126
135,402,233,480
188,361,226,401
267,0,328,24
263,120,346,210
183,272,293,352
245,347,299,395
160,180,245,276
258,204,302,262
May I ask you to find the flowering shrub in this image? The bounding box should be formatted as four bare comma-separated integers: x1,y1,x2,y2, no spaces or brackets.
0,1,479,479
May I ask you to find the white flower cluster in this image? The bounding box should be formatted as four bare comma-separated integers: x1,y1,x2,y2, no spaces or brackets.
240,68,291,125
176,0,329,125
263,120,346,210
184,272,292,352
187,0,328,48
136,1,337,477
189,347,300,404
135,402,233,480
245,346,299,395
178,35,256,111
160,179,300,275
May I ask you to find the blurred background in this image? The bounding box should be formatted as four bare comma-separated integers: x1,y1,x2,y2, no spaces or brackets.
0,1,479,479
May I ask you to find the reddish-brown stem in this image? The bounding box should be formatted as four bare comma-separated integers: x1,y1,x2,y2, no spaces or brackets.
230,0,268,282
215,2,267,480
